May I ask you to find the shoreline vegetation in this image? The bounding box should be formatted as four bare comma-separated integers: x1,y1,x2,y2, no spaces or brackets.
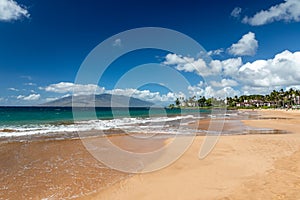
169,88,300,110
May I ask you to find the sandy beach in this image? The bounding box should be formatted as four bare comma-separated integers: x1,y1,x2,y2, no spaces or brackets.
86,110,300,200
1,110,300,199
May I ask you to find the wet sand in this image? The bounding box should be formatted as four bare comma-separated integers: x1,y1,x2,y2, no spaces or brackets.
1,110,300,199
0,138,128,199
0,132,171,199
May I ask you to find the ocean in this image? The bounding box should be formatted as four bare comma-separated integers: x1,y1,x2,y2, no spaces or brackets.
0,107,211,138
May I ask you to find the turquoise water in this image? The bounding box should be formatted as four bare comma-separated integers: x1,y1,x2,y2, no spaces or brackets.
0,107,212,137
0,107,208,125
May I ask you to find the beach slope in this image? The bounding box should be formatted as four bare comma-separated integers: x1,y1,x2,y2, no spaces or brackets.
86,110,300,200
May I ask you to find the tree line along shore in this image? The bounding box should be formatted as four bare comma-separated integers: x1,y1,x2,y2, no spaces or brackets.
169,88,300,109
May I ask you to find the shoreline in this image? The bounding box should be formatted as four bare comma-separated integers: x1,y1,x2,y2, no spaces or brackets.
1,110,300,199
0,109,287,144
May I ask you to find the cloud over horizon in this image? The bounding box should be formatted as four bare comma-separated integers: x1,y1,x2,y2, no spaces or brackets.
41,82,106,95
40,82,182,103
17,94,40,101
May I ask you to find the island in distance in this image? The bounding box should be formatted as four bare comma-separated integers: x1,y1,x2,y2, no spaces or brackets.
42,93,154,107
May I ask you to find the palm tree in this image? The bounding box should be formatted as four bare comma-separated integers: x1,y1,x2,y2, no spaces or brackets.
175,98,180,107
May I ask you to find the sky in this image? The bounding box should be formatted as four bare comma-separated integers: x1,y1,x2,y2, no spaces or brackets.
0,0,300,105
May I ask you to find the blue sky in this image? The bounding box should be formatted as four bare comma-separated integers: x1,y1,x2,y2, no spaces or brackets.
0,0,300,105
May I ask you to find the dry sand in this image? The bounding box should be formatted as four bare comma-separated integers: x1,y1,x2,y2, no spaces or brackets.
85,110,300,200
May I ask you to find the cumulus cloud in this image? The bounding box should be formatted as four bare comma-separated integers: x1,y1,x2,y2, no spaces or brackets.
17,94,40,101
210,79,238,87
207,49,224,56
163,53,194,65
163,53,222,77
238,50,300,87
163,53,243,78
41,82,105,95
0,0,29,21
221,57,243,77
228,32,258,56
243,0,300,26
163,48,300,97
188,83,240,98
241,85,282,96
231,7,242,18
188,82,205,97
204,86,240,98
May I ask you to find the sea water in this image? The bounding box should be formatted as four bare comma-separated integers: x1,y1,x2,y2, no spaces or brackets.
0,107,211,138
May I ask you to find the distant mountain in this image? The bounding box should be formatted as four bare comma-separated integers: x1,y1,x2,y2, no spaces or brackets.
42,94,154,107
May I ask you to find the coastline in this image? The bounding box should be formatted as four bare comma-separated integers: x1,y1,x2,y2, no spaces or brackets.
1,109,300,199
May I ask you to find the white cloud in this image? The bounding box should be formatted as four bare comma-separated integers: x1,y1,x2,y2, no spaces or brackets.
204,86,240,98
41,82,105,95
112,38,122,47
243,0,300,26
188,82,205,97
163,47,300,97
45,97,59,102
0,0,29,21
207,49,224,56
17,94,40,101
241,85,282,95
188,83,240,98
8,87,19,91
163,53,243,78
16,95,24,99
210,79,238,87
231,7,242,18
41,82,182,103
228,32,258,56
24,94,40,101
238,50,300,87
163,53,194,65
107,88,183,102
221,57,243,77
163,53,222,77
